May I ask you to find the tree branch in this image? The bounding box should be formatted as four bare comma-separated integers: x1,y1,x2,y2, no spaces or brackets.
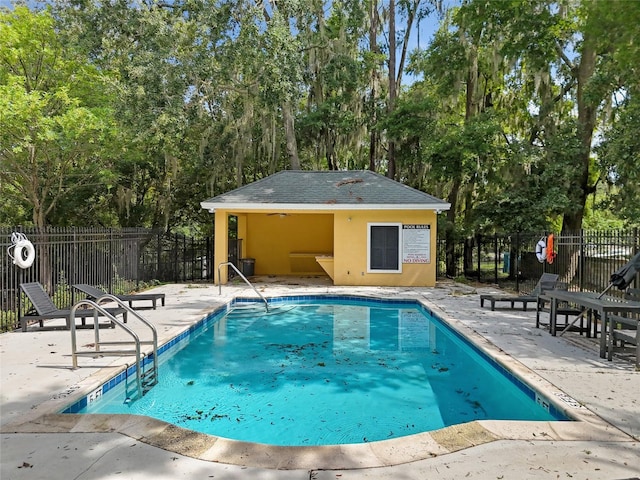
555,40,576,73
396,0,419,90
528,78,576,145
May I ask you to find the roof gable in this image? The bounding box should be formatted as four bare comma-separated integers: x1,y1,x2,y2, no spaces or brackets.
201,170,450,212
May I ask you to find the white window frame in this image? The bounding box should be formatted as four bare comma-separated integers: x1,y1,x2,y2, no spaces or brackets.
367,222,403,273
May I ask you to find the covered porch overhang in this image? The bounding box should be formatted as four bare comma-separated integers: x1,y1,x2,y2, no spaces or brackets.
210,207,337,285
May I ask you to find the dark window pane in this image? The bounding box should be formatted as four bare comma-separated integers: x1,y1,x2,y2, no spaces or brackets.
370,226,399,270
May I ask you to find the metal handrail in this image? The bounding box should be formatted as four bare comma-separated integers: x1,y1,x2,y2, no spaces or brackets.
93,294,159,385
70,300,143,395
217,261,269,312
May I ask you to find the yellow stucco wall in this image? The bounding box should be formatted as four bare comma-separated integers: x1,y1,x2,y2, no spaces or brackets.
332,210,438,287
243,212,333,275
214,210,230,283
214,208,438,286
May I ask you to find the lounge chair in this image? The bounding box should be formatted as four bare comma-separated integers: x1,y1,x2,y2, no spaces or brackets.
19,282,126,332
480,273,559,311
73,283,165,310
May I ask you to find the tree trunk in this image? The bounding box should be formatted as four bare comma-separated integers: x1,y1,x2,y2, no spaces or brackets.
325,129,337,170
369,130,377,172
463,236,474,276
444,40,479,277
465,45,478,120
562,39,597,233
445,176,462,277
386,0,396,180
282,102,301,170
368,0,379,172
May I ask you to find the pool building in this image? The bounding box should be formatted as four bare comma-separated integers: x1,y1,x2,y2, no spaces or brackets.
201,170,450,287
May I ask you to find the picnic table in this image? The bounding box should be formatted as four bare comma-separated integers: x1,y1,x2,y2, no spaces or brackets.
545,290,640,361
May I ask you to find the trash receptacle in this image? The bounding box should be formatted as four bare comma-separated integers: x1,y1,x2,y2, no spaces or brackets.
241,258,255,276
503,252,510,273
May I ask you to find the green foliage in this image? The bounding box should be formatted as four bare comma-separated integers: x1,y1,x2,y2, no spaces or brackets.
51,273,71,308
596,98,640,226
1,0,635,236
408,23,467,98
258,10,304,105
405,0,636,237
0,6,117,228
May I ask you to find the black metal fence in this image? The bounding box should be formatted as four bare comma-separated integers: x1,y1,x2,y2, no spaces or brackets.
2,226,638,332
436,229,640,296
1,227,217,332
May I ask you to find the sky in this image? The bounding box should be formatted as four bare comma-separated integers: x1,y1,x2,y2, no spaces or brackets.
407,0,459,51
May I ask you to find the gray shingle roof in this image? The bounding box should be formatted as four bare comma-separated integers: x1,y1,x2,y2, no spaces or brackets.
200,170,450,211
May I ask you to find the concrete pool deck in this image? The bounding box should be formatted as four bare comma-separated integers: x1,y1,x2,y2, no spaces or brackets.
1,278,639,479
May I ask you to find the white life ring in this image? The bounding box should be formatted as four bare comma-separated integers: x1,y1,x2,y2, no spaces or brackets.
8,233,36,269
535,237,547,263
13,239,35,269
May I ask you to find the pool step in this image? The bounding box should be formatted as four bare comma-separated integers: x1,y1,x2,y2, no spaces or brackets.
226,304,297,319
226,307,267,319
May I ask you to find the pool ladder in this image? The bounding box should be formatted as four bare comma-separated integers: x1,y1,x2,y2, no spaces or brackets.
70,296,158,399
217,261,269,312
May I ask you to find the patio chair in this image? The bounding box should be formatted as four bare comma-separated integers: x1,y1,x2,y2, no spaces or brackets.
480,273,559,311
73,284,165,310
19,282,127,332
535,282,586,334
608,287,640,368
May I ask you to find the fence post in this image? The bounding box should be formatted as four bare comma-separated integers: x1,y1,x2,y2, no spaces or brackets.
579,229,584,292
136,229,141,290
634,227,639,289
108,228,113,292
515,232,520,292
16,225,23,330
206,236,211,280
494,233,498,285
183,235,187,282
156,231,162,281
72,228,77,290
17,268,23,332
476,233,481,283
174,234,179,283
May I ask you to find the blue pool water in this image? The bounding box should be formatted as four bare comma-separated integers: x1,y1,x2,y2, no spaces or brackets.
70,297,565,446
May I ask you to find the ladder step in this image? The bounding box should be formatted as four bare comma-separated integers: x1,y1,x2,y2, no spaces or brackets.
142,380,157,391
141,365,158,390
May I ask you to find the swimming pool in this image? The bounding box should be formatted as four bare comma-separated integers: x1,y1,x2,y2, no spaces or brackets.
64,295,569,446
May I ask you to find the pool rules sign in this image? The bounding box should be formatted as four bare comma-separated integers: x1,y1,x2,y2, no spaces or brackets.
402,224,431,264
